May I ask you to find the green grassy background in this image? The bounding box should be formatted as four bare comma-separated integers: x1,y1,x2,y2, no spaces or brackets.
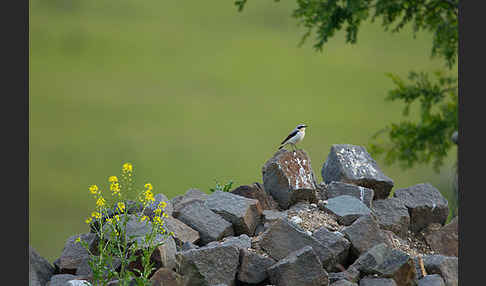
30,0,457,262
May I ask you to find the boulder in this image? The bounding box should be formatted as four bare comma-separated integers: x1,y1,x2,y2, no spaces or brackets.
58,233,98,274
267,246,329,286
176,244,240,286
351,243,416,286
230,182,279,210
29,246,55,286
328,268,360,284
359,277,398,286
372,198,410,239
424,217,458,257
149,268,186,286
321,144,394,200
418,274,446,286
205,190,262,236
144,193,173,218
152,235,177,270
323,195,371,226
312,227,350,266
171,189,208,213
206,234,252,251
330,280,357,286
181,241,199,251
173,200,234,245
237,248,276,284
262,149,319,209
393,183,449,233
164,216,200,245
342,215,387,259
262,210,287,228
46,274,78,286
259,218,336,270
420,255,458,286
326,182,374,208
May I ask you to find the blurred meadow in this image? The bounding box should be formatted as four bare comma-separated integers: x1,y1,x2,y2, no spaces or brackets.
30,0,457,262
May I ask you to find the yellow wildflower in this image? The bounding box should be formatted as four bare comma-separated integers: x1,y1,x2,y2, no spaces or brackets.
89,185,99,195
122,163,133,173
96,196,106,208
162,212,169,218
158,201,167,209
169,231,174,236
106,218,113,224
144,190,155,202
91,211,101,219
153,216,162,225
144,183,153,190
114,215,120,222
154,208,162,216
108,176,118,183
75,237,81,243
117,202,125,213
141,215,149,222
85,217,93,224
110,182,121,196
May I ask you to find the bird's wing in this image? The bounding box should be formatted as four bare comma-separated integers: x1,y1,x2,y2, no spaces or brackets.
280,130,298,145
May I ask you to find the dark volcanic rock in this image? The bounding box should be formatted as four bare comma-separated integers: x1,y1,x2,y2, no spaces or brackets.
230,182,279,210
267,246,329,286
312,227,350,266
237,249,276,284
173,200,234,244
418,274,446,286
326,182,374,208
164,216,200,245
176,244,240,286
259,218,336,270
323,195,371,226
58,233,98,274
149,267,186,286
359,277,398,286
372,198,410,239
205,190,262,236
424,217,458,257
351,243,416,286
420,255,458,286
262,149,319,209
393,183,449,233
321,144,394,200
342,215,387,259
29,246,55,286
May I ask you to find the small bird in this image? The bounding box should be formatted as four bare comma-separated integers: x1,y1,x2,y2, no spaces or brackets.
278,124,308,151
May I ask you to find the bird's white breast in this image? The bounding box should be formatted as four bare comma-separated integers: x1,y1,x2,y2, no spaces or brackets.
288,129,305,144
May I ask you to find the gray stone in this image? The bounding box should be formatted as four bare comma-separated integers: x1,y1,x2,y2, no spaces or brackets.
262,149,319,209
206,234,252,251
323,195,371,226
205,190,262,236
342,215,387,259
149,268,186,286
326,182,374,208
106,215,167,249
351,243,416,286
152,235,177,270
321,144,394,200
328,269,360,284
176,244,240,286
144,193,173,217
172,189,208,214
420,255,457,286
393,183,449,233
372,198,410,239
330,280,357,286
181,241,199,251
29,246,55,286
67,281,91,286
230,182,279,210
237,249,276,284
259,218,336,270
418,275,446,286
267,246,329,286
46,274,78,286
164,216,200,245
359,277,397,286
58,234,98,274
312,227,350,266
173,200,234,244
424,217,458,257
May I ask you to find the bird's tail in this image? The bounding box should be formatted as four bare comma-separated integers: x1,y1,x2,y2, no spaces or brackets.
278,145,284,150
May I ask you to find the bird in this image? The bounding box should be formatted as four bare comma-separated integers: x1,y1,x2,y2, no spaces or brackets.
278,124,308,151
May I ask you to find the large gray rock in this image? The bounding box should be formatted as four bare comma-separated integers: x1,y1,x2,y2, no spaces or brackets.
173,200,234,244
262,209,287,229
230,182,279,210
351,243,416,286
359,277,398,286
323,195,371,226
262,149,319,209
237,249,276,284
152,235,177,270
30,246,55,286
149,267,186,286
205,190,262,236
267,246,329,286
420,255,458,286
259,218,336,270
328,268,360,284
393,183,449,233
326,182,374,208
171,189,208,213
424,217,458,257
144,193,173,217
418,275,446,286
330,280,357,286
58,234,98,274
321,144,394,200
312,227,350,266
372,198,410,239
176,244,240,286
206,234,252,251
46,274,78,286
342,215,387,259
164,216,200,245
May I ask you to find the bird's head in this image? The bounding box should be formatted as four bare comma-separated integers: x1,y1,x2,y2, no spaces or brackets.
296,124,308,131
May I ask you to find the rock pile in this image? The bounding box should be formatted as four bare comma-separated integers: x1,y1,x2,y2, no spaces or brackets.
30,144,458,286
